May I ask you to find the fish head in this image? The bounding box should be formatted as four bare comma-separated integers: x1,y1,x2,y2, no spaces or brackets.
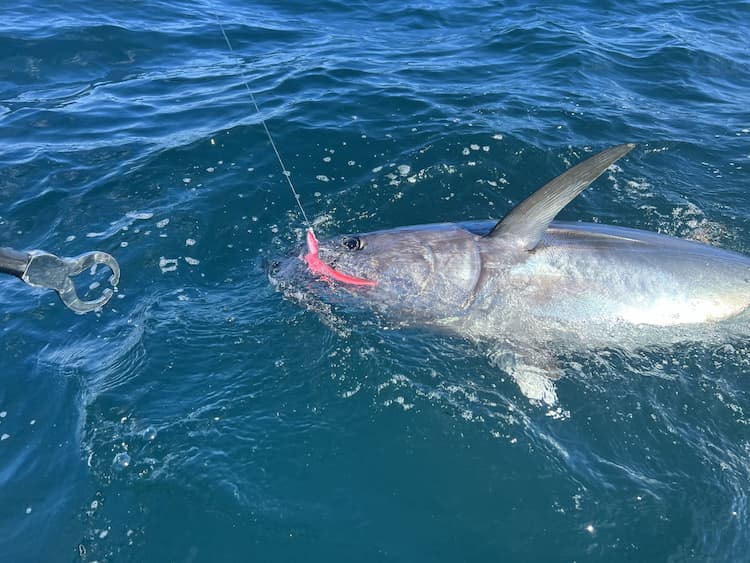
316,227,432,293
297,224,485,320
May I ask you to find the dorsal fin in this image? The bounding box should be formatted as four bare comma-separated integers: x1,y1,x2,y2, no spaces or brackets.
487,143,635,250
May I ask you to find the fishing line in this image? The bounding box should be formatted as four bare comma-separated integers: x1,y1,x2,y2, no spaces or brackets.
214,14,314,232
214,12,376,286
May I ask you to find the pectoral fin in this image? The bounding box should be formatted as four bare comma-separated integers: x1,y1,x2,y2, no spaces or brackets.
488,143,635,250
489,346,562,405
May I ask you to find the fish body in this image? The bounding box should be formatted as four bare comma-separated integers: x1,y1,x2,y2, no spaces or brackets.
276,145,750,402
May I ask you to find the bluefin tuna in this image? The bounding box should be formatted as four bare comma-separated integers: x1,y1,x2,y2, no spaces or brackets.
273,144,750,403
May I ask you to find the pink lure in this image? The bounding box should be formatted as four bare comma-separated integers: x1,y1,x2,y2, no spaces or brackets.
304,230,377,287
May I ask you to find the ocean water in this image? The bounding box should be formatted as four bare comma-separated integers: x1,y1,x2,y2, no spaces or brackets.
1,1,749,561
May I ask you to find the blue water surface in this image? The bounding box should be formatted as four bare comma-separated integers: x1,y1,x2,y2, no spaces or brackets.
1,1,749,561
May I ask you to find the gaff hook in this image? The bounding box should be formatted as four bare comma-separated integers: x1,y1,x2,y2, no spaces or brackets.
0,247,120,313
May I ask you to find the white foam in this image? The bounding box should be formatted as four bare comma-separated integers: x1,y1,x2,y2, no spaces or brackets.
159,257,178,273
126,212,153,220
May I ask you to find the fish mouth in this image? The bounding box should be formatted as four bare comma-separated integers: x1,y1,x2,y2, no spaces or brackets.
265,254,299,288
304,230,376,287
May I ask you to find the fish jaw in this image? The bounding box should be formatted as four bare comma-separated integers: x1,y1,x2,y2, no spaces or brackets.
304,230,377,287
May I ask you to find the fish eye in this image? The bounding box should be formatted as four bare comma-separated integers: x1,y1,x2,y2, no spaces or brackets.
342,236,363,251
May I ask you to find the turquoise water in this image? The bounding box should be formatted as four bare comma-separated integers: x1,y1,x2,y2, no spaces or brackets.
1,1,749,561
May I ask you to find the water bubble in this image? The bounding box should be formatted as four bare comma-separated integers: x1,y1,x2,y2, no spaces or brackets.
142,426,157,441
112,452,131,470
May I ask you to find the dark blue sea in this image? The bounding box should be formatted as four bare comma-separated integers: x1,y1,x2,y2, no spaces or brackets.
2,1,749,561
